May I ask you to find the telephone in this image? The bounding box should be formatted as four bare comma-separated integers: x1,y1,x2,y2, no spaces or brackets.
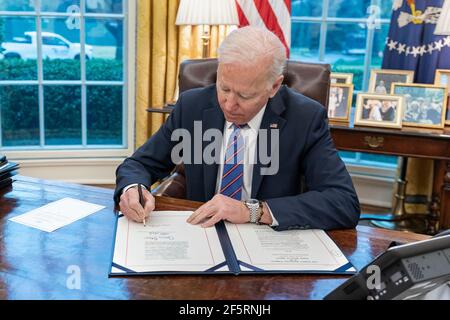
324,230,450,300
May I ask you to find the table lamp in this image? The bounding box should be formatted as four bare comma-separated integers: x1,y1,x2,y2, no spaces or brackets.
434,0,450,35
175,0,239,58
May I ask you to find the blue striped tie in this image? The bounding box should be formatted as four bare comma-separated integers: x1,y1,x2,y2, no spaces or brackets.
220,124,244,200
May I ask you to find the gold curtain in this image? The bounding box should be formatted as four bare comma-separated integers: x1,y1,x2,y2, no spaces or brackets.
135,0,236,147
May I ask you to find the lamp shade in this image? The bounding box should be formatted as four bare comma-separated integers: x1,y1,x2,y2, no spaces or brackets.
435,0,450,35
175,0,239,26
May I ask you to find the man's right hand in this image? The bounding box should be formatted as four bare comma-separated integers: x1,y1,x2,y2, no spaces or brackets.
119,186,155,223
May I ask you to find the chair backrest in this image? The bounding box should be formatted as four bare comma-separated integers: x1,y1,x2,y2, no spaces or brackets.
178,58,331,107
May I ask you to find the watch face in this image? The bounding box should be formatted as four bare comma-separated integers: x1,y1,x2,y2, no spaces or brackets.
246,199,258,205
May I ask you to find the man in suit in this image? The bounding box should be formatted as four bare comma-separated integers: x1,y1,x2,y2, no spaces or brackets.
115,26,360,231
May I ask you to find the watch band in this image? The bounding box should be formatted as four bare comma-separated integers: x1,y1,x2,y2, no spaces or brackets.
246,200,262,223
255,201,264,225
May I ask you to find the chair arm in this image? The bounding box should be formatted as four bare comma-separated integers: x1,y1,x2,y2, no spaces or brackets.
151,164,186,199
146,103,175,114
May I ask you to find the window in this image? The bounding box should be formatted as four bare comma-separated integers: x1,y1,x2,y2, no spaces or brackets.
12,34,32,44
291,0,397,170
291,0,393,91
42,36,69,47
0,0,133,156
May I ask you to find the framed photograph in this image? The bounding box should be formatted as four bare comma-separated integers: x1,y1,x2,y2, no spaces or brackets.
434,69,450,125
392,83,448,129
368,69,414,94
327,83,353,122
354,93,404,129
331,72,354,84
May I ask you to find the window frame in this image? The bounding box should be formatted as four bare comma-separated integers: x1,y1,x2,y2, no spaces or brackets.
291,0,391,91
0,0,135,159
291,0,398,170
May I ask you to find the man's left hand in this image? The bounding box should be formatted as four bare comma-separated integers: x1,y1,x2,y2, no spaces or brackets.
187,194,249,228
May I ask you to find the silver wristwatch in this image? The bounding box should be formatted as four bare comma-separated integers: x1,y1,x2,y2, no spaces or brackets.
243,199,262,224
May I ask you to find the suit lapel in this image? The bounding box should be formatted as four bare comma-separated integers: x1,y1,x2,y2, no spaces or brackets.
251,88,287,198
202,95,225,201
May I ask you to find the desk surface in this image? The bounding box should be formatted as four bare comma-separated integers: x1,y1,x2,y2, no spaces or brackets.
0,176,429,300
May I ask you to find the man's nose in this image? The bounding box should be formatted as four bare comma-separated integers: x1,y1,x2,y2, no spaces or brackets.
223,93,238,111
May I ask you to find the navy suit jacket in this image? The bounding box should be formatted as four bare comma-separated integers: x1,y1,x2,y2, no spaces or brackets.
115,84,360,231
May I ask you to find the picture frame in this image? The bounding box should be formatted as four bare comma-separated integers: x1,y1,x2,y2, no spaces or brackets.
434,69,450,125
368,69,414,94
330,72,354,84
327,83,354,123
354,93,404,129
392,83,448,129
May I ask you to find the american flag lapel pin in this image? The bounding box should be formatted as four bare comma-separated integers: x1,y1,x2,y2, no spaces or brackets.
270,123,278,129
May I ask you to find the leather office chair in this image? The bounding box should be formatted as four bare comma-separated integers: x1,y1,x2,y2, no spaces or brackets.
152,58,331,198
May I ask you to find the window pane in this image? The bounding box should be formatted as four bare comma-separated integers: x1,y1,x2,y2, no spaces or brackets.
86,0,123,14
87,85,122,145
0,17,38,80
370,23,390,71
326,23,366,91
0,0,35,11
291,0,322,17
44,86,81,145
360,153,398,165
373,0,394,19
339,151,357,160
40,0,80,13
86,18,123,81
0,85,39,146
41,17,81,80
328,0,372,18
290,22,320,62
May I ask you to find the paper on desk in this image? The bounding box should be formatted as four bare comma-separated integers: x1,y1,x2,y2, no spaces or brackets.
9,197,105,232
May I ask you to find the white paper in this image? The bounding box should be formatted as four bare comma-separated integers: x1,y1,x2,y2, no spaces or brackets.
226,223,354,272
111,213,353,275
9,197,105,232
112,211,227,273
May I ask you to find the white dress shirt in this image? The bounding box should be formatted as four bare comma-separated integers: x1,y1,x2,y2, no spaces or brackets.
215,105,279,226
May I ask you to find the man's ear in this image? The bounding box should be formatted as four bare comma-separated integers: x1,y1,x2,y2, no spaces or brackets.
269,75,284,98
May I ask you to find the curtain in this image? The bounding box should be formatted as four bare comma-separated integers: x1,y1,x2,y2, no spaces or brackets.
135,0,236,147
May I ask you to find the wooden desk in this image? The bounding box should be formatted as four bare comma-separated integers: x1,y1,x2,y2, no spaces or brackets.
0,176,429,300
330,123,450,233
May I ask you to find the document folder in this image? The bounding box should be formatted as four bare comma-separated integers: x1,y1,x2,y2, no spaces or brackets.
0,161,19,175
109,211,356,276
0,161,18,190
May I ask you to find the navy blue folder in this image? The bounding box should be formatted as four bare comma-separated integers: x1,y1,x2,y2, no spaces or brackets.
109,214,356,277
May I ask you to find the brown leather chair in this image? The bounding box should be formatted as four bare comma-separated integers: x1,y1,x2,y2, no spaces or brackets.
152,58,331,198
179,58,331,107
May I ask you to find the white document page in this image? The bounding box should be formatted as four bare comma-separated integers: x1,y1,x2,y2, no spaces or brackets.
225,223,353,272
112,211,226,273
9,197,105,232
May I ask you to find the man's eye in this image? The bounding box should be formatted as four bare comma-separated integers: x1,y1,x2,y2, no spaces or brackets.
222,88,230,92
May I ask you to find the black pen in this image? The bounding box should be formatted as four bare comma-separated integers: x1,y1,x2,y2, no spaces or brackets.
138,184,146,226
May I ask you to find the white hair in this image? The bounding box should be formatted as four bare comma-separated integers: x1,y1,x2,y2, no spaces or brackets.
217,26,287,83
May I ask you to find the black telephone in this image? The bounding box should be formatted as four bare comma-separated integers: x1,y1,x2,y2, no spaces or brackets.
324,230,450,300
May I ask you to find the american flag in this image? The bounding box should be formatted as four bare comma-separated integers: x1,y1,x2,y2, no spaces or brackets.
235,0,291,57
